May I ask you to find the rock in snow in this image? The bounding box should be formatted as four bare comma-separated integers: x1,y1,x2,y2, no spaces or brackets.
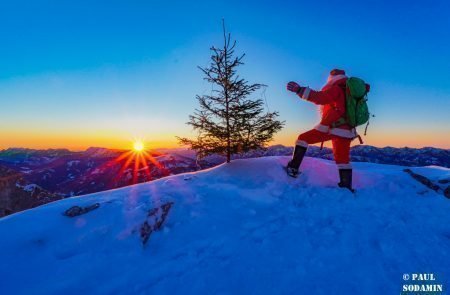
0,156,449,295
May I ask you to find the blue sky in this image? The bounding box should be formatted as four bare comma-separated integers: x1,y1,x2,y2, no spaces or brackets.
1,0,449,149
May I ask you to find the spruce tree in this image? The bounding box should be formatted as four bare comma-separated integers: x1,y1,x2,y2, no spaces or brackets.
178,22,284,163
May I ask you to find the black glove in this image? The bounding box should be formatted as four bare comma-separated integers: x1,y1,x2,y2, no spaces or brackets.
287,81,304,94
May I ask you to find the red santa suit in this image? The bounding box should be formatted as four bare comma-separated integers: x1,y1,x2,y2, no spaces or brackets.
295,70,356,169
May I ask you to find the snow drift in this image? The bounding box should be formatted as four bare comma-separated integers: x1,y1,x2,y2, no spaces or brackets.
1,156,449,295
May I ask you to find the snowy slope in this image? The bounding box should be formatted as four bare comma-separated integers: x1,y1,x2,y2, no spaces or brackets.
1,156,449,295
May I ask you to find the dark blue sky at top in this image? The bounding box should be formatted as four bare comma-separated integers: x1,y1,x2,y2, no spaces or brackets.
0,0,449,148
1,0,449,86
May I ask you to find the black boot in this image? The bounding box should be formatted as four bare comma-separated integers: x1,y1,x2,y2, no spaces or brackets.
287,145,307,178
338,169,355,193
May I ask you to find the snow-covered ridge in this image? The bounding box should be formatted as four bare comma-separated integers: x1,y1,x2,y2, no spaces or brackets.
0,156,449,294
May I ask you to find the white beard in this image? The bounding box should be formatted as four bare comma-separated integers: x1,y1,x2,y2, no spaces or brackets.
323,74,347,88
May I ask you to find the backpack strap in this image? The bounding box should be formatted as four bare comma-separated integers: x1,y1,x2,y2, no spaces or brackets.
331,117,347,128
356,135,363,144
364,120,370,136
331,83,349,128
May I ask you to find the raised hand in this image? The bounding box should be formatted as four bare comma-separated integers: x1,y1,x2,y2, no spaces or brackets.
287,81,301,93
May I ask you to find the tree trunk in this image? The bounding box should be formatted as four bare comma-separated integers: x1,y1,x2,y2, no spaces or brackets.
223,20,231,163
225,100,231,163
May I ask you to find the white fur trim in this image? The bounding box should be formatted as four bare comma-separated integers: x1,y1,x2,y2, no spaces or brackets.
314,124,330,133
301,87,311,100
324,74,347,88
314,124,357,139
329,128,357,139
295,140,308,147
337,163,352,169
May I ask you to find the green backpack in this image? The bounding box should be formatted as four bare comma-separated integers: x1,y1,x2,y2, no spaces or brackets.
333,77,370,133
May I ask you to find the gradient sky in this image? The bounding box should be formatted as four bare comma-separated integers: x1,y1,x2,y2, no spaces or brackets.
1,0,449,150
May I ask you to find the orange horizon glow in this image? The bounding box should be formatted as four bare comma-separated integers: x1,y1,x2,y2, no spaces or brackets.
0,129,449,151
0,129,182,151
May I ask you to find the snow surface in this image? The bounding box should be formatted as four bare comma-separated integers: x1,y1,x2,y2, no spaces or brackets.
1,156,450,295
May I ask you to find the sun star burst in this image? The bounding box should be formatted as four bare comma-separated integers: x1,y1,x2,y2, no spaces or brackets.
133,141,145,152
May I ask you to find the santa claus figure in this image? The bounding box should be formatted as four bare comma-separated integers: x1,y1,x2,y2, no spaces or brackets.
286,69,366,192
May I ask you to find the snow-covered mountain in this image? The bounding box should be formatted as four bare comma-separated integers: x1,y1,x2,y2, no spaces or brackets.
229,145,450,168
0,145,448,217
0,165,62,216
0,148,200,216
1,156,449,294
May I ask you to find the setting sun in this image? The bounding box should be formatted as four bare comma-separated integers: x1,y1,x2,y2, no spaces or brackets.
133,141,145,152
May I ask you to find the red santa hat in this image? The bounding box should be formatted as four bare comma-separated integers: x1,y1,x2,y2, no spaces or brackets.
330,69,346,76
